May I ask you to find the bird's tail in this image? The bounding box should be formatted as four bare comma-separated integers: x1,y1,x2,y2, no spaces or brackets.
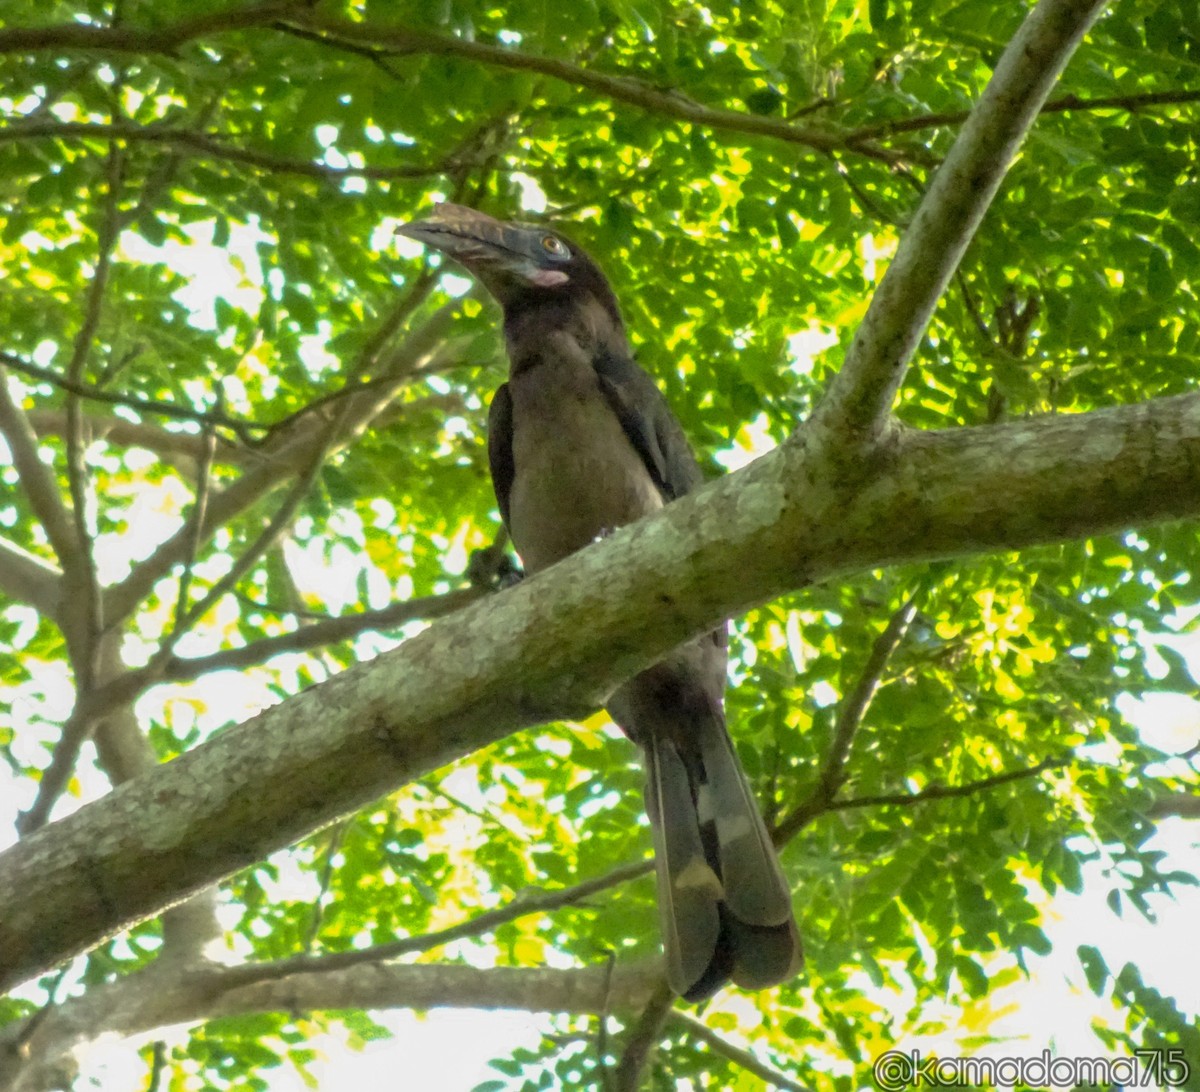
643,707,802,1002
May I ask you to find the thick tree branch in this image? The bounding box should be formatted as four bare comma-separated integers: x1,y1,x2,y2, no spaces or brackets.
0,367,79,569
26,408,251,470
63,141,125,686
2,388,1194,989
0,961,660,1092
613,981,674,1092
1146,791,1200,821
814,0,1108,439
0,1,301,54
0,537,61,618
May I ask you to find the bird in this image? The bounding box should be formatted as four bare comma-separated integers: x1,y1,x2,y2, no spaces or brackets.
397,203,801,1001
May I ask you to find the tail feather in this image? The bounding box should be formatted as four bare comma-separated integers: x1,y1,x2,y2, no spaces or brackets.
695,714,793,927
645,735,721,994
643,711,801,1001
725,912,804,991
609,649,802,1001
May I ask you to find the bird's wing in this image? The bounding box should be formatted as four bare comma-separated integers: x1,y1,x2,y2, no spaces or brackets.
487,381,515,529
593,349,705,502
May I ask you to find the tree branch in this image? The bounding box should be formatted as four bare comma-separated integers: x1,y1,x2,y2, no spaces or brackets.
773,590,920,843
25,408,252,470
2,351,269,445
847,88,1200,142
267,16,915,166
831,754,1066,812
820,593,920,801
103,295,468,627
0,961,661,1092
813,0,1108,439
613,980,673,1092
1148,791,1200,820
1,388,1197,988
209,858,654,994
63,141,125,686
0,0,302,54
16,0,879,172
159,586,486,681
0,120,474,182
0,366,79,569
671,1011,810,1092
169,423,218,640
0,537,62,618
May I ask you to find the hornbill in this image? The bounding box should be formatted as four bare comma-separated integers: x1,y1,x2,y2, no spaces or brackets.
398,204,801,1001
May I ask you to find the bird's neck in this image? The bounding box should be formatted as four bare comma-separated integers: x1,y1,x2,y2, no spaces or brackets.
503,293,628,375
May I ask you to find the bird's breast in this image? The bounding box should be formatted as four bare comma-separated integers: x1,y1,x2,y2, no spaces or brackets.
507,366,663,573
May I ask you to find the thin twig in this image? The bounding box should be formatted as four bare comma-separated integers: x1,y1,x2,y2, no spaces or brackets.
830,154,905,226
671,1011,812,1092
272,15,912,166
119,90,225,231
0,351,268,443
197,858,654,994
956,269,993,343
156,445,325,656
171,415,218,639
0,119,474,182
303,822,348,953
845,87,1200,142
774,589,922,843
146,1041,168,1092
831,754,1066,811
11,966,71,1054
16,706,95,834
90,586,487,718
232,589,329,620
819,593,920,800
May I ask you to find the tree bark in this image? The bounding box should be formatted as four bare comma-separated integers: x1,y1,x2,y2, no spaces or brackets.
2,391,1197,992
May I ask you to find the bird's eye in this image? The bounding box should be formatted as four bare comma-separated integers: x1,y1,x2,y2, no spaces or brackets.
541,235,567,257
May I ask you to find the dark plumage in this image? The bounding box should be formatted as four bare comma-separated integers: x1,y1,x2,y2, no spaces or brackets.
397,203,802,1001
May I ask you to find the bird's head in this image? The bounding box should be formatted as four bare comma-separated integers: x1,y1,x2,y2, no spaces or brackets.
397,203,624,335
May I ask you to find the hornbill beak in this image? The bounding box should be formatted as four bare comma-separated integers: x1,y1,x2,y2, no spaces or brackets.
397,203,571,297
